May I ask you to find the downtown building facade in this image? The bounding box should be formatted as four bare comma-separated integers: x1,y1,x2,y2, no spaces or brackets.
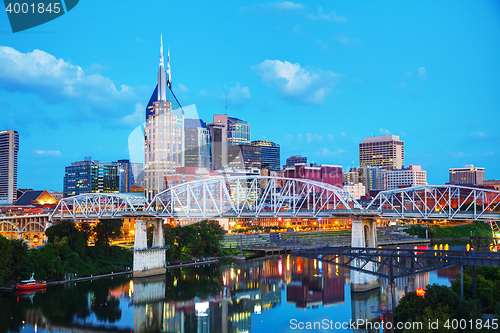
359,135,404,170
386,165,427,190
252,140,280,172
184,119,211,169
0,130,19,205
227,117,251,146
285,155,307,169
228,145,261,170
449,165,485,185
344,166,386,195
144,35,184,200
284,163,343,188
63,159,119,197
206,120,228,171
116,159,144,193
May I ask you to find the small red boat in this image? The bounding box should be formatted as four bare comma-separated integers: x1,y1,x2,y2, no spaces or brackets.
14,273,46,292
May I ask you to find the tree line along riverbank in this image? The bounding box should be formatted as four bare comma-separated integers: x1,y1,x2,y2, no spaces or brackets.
0,219,228,286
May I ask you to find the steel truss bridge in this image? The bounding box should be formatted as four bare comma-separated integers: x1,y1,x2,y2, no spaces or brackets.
49,177,500,235
292,247,500,280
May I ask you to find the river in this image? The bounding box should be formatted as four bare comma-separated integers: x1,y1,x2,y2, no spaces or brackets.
0,244,461,333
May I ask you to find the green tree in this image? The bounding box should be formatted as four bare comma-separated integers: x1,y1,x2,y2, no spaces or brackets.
173,226,197,259
45,220,85,256
9,239,31,281
191,220,225,256
76,222,94,245
402,305,455,333
94,219,123,247
164,224,176,261
0,235,13,285
395,284,472,332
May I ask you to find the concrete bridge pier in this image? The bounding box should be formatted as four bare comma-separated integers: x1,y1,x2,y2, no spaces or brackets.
351,217,380,292
133,218,166,278
351,287,381,333
132,275,167,332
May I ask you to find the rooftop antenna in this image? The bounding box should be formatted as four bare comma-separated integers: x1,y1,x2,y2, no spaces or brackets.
225,93,228,116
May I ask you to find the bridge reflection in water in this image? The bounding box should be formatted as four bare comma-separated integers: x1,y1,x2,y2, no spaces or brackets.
2,255,460,333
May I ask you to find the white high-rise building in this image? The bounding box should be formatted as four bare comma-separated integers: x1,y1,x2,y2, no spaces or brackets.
343,183,366,200
386,165,427,190
144,35,184,200
0,129,19,205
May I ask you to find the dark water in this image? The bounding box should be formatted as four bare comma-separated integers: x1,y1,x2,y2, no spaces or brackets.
1,247,460,333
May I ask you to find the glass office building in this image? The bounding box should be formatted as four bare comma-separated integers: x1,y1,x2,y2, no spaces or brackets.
285,155,307,169
184,119,211,169
63,159,119,197
228,145,261,170
144,36,185,200
227,117,251,146
251,140,280,172
117,159,144,193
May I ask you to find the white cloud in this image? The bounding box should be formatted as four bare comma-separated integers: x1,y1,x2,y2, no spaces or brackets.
177,83,189,93
199,89,209,97
253,59,342,105
34,149,62,156
0,46,146,125
242,1,305,13
333,36,358,45
418,67,426,79
379,128,391,134
305,133,323,144
120,103,144,126
307,7,346,22
315,40,329,49
227,83,251,105
446,151,466,158
327,134,334,142
315,147,345,157
263,1,305,10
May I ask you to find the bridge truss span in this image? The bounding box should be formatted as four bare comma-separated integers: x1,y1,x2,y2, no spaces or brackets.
367,185,500,247
147,176,362,218
367,185,500,220
50,193,149,220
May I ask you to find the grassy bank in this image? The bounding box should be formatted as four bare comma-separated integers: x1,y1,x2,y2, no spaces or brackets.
404,222,493,239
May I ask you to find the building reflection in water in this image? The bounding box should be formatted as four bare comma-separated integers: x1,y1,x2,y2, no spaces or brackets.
12,255,437,333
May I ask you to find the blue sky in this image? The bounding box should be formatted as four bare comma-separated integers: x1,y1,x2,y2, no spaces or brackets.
1,0,499,191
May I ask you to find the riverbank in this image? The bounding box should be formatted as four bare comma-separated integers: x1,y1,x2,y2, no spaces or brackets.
404,222,493,240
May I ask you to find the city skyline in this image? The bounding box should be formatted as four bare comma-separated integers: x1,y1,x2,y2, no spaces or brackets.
1,1,499,190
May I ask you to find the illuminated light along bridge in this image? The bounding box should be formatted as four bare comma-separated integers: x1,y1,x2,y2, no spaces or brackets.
49,176,500,223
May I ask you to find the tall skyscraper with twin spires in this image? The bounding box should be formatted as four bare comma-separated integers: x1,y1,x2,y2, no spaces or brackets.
144,35,184,200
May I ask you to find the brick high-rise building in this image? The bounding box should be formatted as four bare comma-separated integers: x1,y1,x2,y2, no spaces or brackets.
449,165,485,185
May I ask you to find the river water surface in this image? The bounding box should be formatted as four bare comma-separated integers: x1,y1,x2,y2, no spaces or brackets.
1,245,461,333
